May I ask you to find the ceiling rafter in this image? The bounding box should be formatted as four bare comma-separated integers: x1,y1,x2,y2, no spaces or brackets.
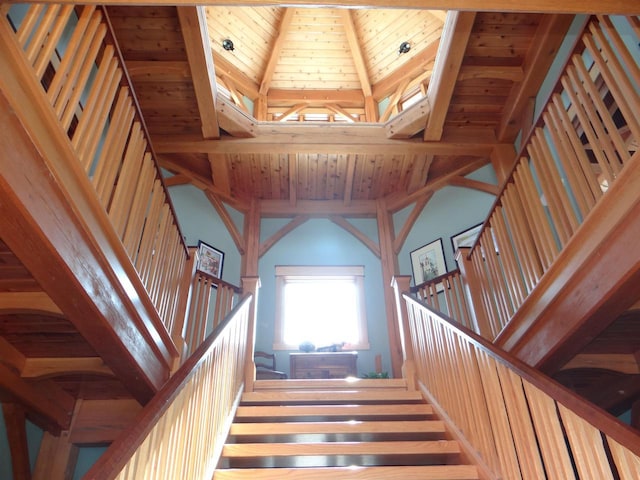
212,51,259,98
340,10,375,121
393,192,433,254
447,176,500,195
259,8,295,96
380,78,411,123
329,215,381,258
278,103,309,121
220,75,250,114
259,215,310,257
205,191,246,254
423,11,476,141
326,104,356,122
177,6,220,139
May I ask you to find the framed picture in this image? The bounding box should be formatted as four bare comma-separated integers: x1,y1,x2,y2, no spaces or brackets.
410,238,447,286
451,223,483,252
196,240,224,278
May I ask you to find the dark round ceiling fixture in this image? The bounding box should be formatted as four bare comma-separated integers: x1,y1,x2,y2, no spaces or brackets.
222,38,234,51
398,41,411,55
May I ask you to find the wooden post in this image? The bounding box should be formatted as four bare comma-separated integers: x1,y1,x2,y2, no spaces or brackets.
32,431,78,480
170,246,198,370
376,198,403,379
490,143,517,187
242,276,261,392
391,275,416,390
2,404,32,480
455,247,492,338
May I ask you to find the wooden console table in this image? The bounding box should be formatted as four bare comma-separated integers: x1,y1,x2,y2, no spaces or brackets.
290,352,358,379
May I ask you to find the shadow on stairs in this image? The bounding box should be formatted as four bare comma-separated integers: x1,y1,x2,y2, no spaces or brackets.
214,378,480,479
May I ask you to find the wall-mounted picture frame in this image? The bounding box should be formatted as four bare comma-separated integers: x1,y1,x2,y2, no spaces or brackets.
451,223,483,253
196,240,224,278
410,238,447,286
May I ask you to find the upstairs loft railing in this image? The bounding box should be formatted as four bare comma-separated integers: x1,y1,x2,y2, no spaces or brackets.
411,269,474,330
183,268,242,360
0,4,188,341
463,15,640,340
401,293,640,479
84,294,253,480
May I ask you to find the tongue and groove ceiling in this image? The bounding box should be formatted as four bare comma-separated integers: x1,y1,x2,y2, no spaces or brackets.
108,5,570,210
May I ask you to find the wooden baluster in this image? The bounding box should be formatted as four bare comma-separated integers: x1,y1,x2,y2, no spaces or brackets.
572,55,629,170
456,248,490,336
53,19,105,120
135,180,164,283
33,5,74,80
583,30,640,143
470,247,500,339
15,4,45,48
551,93,603,205
481,232,512,326
122,159,155,257
242,276,261,392
24,4,61,65
544,103,593,220
492,209,526,308
47,7,96,108
108,121,145,237
93,91,136,204
392,276,416,388
148,206,172,305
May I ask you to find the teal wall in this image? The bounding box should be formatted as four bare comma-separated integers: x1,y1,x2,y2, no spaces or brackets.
396,165,498,284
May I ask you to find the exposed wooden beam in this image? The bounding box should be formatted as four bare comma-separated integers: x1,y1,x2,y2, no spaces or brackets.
242,198,261,277
0,363,74,433
385,95,431,139
497,14,578,142
560,353,640,375
220,75,250,114
424,11,476,141
2,404,31,480
163,173,190,187
260,8,295,96
0,291,62,315
380,79,411,123
278,103,309,121
261,199,377,217
447,176,500,195
329,215,381,258
33,431,78,480
326,104,356,123
268,89,364,105
406,153,434,193
457,64,525,82
212,51,259,98
35,1,640,15
341,10,372,100
156,129,496,157
216,96,256,138
205,191,246,254
177,6,220,139
0,337,25,374
69,399,142,445
372,40,439,100
259,215,310,258
386,155,489,212
209,153,231,195
393,193,432,254
343,155,357,206
21,357,113,378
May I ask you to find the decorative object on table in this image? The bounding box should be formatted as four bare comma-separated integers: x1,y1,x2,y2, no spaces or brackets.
316,342,345,352
196,240,224,278
410,238,447,285
298,341,315,352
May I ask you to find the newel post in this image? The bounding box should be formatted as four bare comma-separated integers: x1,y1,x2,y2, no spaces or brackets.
170,246,198,371
455,247,492,338
391,275,416,390
241,276,261,392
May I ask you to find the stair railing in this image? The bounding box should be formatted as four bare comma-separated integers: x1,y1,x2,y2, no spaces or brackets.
84,294,253,480
402,293,640,479
410,268,474,330
0,4,188,341
463,15,640,340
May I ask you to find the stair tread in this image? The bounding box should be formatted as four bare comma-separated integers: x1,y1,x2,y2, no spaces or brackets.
235,403,433,419
230,420,445,435
214,465,479,479
223,440,461,457
254,379,407,390
241,390,423,404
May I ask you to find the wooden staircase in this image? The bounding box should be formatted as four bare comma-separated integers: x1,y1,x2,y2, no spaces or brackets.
214,379,480,479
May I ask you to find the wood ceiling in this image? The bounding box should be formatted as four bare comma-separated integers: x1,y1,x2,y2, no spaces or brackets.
108,5,575,212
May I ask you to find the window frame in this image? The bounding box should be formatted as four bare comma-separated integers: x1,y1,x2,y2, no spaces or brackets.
273,265,370,351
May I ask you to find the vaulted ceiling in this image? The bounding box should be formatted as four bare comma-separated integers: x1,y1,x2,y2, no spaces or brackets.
108,5,574,213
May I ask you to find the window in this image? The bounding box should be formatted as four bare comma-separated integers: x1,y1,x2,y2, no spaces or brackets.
273,266,369,351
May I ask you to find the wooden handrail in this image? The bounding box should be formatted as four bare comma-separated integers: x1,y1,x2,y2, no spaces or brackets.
402,294,640,478
462,15,640,339
84,294,253,480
